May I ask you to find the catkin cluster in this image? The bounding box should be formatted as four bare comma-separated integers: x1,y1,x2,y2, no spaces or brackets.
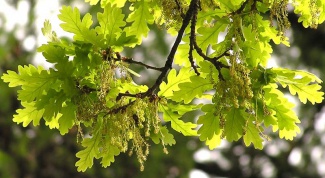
158,0,187,29
270,0,290,38
74,53,162,170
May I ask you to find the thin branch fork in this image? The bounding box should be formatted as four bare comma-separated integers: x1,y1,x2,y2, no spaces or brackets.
109,0,200,114
105,0,252,115
188,0,230,80
141,0,200,97
114,55,164,72
188,0,200,76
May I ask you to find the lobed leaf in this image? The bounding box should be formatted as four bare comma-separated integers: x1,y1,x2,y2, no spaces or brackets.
243,122,263,149
293,0,325,28
96,3,126,45
75,137,101,172
150,126,176,146
273,68,324,104
125,1,154,44
76,118,103,172
224,108,246,142
205,132,223,150
172,75,213,104
13,102,45,127
41,20,59,42
196,21,227,51
159,104,197,136
58,6,103,47
158,67,194,98
3,65,60,102
58,102,76,135
99,140,120,167
197,104,220,141
264,85,301,139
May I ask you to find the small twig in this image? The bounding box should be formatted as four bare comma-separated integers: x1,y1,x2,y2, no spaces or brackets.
187,0,229,80
189,9,229,80
113,52,164,71
193,41,230,63
192,31,230,80
189,0,200,76
251,0,258,11
102,0,200,115
142,0,199,97
116,92,138,101
121,57,164,71
110,101,135,114
174,0,185,19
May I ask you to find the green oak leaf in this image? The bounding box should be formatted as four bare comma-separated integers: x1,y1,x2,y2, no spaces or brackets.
76,117,103,172
172,75,213,104
205,132,223,150
273,68,324,104
150,126,176,146
224,108,246,142
99,139,120,167
96,3,126,45
158,67,194,98
243,122,264,149
159,104,197,136
264,84,301,139
13,102,44,127
197,104,220,141
41,20,59,42
196,21,227,51
58,102,76,135
125,0,154,44
58,6,103,47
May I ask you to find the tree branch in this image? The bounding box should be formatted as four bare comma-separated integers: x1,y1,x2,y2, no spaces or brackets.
189,0,200,76
118,57,164,71
103,0,234,115
188,0,230,80
106,0,199,114
142,0,199,97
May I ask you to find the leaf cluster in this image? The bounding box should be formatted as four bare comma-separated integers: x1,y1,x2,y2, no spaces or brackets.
1,0,324,172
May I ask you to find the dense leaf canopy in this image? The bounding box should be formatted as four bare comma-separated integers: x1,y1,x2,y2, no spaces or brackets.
1,0,324,172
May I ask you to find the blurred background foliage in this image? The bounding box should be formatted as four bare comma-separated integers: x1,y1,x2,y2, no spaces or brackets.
0,0,324,178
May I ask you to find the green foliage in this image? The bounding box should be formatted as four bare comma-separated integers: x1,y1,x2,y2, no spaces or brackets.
172,75,213,104
273,68,324,104
158,67,194,98
293,0,325,28
58,6,104,47
159,103,197,136
1,0,325,172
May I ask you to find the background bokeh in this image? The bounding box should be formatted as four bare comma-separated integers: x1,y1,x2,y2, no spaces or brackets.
0,1,324,177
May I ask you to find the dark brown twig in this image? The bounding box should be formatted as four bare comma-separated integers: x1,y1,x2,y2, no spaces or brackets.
174,0,185,19
193,41,229,62
120,57,164,71
103,0,253,115
188,0,229,80
189,0,200,76
104,0,199,115
113,52,164,71
110,101,135,114
142,0,199,97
